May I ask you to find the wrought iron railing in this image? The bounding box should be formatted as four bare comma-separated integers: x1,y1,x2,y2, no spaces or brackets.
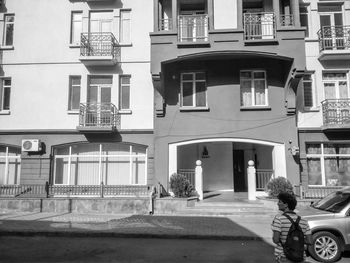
159,18,173,31
318,26,350,51
256,169,274,191
79,102,120,128
321,99,350,126
297,186,344,199
178,14,209,42
178,169,195,186
280,14,294,27
80,32,120,59
244,12,276,40
0,183,151,197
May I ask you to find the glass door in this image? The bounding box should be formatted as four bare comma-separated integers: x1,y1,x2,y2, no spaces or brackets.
89,11,113,55
319,8,343,49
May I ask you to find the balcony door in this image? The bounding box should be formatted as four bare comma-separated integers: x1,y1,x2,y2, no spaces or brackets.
179,3,207,42
87,76,112,126
89,12,113,55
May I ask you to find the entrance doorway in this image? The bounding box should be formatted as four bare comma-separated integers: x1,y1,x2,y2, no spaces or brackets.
233,150,246,192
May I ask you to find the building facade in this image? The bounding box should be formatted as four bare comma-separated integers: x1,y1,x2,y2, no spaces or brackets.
298,0,350,190
0,0,155,190
151,0,304,193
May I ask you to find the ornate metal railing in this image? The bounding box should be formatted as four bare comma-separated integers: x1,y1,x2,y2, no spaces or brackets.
295,186,344,199
79,102,120,128
178,169,195,186
178,14,209,42
318,26,350,51
80,32,120,59
244,12,276,40
280,14,294,27
159,18,173,31
321,99,350,126
256,169,274,191
0,183,151,197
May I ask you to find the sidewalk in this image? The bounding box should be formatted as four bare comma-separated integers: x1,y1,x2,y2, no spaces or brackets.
0,211,274,245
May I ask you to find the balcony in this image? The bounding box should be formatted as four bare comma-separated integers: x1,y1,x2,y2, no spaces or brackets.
77,102,120,133
317,26,350,61
79,32,120,66
244,13,276,42
321,99,350,131
178,15,209,44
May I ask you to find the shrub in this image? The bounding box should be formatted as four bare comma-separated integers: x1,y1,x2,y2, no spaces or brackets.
265,177,294,198
169,173,196,198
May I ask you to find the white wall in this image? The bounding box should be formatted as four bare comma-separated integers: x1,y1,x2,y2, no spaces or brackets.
213,0,237,29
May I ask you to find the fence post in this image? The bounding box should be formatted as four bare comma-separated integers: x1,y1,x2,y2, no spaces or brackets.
45,181,49,198
100,181,104,198
195,160,203,200
247,160,256,201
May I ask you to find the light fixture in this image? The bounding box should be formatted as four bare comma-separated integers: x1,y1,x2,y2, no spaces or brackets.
202,146,209,158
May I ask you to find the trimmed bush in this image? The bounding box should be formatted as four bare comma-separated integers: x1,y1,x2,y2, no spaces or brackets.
169,173,196,198
265,177,294,198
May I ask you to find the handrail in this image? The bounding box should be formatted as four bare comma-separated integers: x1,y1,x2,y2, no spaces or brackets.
317,25,350,51
78,102,120,128
178,14,209,42
321,99,350,125
80,32,120,59
244,12,276,40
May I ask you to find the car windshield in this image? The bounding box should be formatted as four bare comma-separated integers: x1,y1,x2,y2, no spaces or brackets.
312,191,350,213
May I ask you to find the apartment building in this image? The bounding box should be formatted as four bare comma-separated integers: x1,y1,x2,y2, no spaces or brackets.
298,0,350,190
0,0,154,191
151,0,305,193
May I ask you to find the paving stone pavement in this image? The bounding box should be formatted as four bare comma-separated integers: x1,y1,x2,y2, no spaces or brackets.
0,211,275,245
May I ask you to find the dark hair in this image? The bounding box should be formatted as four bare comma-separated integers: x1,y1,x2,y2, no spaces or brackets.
278,192,297,210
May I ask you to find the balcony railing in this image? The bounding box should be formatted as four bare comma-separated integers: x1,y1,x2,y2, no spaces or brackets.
159,18,173,31
80,32,120,59
256,169,274,191
322,99,350,126
280,14,294,27
244,13,276,40
178,14,209,42
318,26,350,51
78,102,120,129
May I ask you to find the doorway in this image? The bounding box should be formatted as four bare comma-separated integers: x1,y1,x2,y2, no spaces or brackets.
233,149,246,192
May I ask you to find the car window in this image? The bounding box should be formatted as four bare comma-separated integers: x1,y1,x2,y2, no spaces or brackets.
312,192,350,213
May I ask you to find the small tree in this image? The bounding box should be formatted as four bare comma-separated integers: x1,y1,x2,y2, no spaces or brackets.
169,173,196,198
265,177,294,198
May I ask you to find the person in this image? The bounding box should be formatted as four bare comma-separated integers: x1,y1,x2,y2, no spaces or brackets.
271,192,313,263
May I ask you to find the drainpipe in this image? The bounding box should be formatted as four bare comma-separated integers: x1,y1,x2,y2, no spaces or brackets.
247,160,256,200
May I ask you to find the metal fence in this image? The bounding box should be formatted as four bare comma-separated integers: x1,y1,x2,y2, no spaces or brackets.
321,99,350,126
244,12,276,40
178,14,209,42
79,102,120,128
318,26,350,51
80,32,120,59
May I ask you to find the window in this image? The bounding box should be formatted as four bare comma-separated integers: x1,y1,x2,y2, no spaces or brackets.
306,143,350,186
53,143,147,185
240,70,267,107
70,12,82,45
3,14,14,46
299,5,309,38
0,78,11,111
68,76,81,111
180,72,207,108
303,74,314,108
120,10,131,43
0,145,21,185
119,75,130,110
322,72,348,100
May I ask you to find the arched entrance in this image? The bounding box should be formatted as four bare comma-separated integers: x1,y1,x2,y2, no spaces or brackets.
169,138,286,194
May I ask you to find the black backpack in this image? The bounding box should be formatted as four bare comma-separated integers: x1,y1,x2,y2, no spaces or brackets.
282,213,305,262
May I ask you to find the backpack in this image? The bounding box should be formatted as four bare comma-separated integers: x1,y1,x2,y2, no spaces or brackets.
282,213,305,262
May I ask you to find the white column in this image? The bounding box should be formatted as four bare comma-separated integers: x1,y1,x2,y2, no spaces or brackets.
168,144,177,182
247,160,256,201
272,144,287,178
195,160,203,200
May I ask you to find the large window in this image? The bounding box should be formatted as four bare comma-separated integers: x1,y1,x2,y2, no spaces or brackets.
119,75,131,110
299,5,309,38
68,76,81,111
306,143,350,186
53,143,147,186
240,70,268,107
120,10,131,44
303,73,315,108
180,72,207,108
323,72,348,100
0,145,21,185
3,14,14,46
70,11,82,45
0,78,11,111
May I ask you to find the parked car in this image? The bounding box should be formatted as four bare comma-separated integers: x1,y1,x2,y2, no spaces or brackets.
299,187,350,263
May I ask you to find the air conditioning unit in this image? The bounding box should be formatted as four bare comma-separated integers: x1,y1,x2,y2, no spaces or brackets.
21,139,42,152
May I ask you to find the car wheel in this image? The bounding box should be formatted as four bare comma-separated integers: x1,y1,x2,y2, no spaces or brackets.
308,231,342,263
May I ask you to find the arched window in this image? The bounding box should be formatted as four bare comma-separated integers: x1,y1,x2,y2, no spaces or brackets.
53,143,147,186
0,145,21,185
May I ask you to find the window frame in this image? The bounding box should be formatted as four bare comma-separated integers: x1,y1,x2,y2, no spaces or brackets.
70,11,83,46
0,78,11,113
119,9,132,45
322,71,349,100
119,75,131,111
180,71,208,110
299,4,310,38
240,70,268,108
0,145,21,185
2,13,15,48
303,72,317,110
68,76,81,112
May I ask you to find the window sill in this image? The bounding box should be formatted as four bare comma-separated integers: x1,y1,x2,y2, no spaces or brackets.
67,110,79,115
177,41,210,48
303,107,319,112
0,110,10,115
0,45,14,50
180,106,209,112
119,109,132,114
69,44,80,48
240,106,271,111
119,43,132,47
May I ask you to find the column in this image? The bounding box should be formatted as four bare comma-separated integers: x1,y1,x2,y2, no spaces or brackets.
154,0,159,31
195,160,203,200
273,0,280,29
247,160,256,201
290,0,300,27
208,0,214,30
237,0,243,30
172,0,177,31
